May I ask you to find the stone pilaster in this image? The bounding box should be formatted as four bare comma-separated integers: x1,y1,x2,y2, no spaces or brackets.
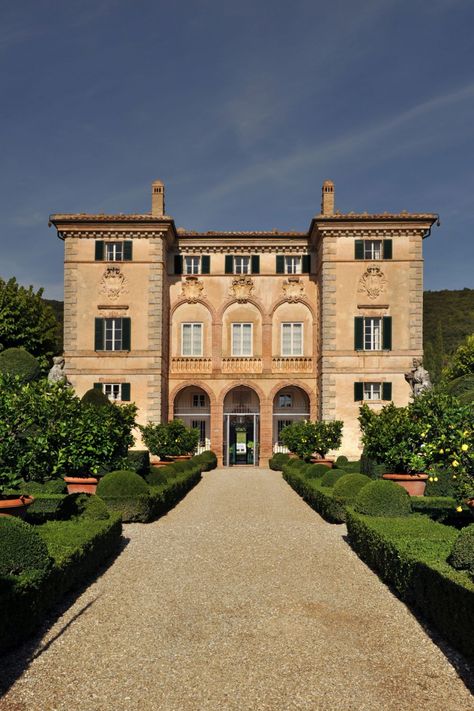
408,233,423,353
63,237,79,356
147,236,166,423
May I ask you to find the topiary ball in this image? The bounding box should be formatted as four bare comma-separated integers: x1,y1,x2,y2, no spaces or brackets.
97,470,149,497
0,517,51,577
81,387,111,408
79,495,110,520
333,473,371,504
0,348,41,383
306,463,331,479
354,479,412,517
320,469,348,488
448,524,474,572
335,455,349,467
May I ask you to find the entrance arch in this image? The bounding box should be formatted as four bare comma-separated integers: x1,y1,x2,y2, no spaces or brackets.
173,386,211,453
223,386,260,466
272,386,310,453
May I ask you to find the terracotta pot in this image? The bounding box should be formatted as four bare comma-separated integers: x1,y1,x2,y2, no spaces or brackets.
150,461,172,468
466,499,474,518
0,495,34,518
63,477,98,494
310,458,334,468
171,455,192,461
382,473,428,497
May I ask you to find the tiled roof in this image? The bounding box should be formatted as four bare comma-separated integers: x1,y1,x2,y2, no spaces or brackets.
315,212,438,221
50,213,174,222
177,229,308,237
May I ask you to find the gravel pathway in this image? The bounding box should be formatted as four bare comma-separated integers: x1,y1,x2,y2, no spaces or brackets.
1,468,473,711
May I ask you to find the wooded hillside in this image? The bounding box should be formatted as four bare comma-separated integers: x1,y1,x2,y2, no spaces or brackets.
423,288,474,354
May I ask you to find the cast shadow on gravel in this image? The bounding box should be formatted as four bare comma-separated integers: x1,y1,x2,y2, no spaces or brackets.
0,536,130,697
342,533,474,695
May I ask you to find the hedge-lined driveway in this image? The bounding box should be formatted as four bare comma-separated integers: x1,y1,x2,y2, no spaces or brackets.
1,468,473,710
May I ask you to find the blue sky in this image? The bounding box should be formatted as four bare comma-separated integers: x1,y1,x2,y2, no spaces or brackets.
1,0,473,299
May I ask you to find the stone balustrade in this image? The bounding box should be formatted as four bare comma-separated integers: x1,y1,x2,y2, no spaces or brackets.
272,357,314,372
170,357,212,373
221,357,263,373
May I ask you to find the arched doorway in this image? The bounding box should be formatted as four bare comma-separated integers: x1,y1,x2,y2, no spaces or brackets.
173,386,211,453
273,386,310,453
223,386,260,466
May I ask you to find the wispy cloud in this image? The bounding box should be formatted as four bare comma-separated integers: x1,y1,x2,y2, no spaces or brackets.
196,81,474,204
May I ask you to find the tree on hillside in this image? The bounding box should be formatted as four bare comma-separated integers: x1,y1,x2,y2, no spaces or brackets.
0,277,60,369
424,321,446,383
442,333,474,381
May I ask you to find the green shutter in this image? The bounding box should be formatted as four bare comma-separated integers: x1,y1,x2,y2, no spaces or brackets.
354,382,364,401
251,255,260,274
355,240,364,260
124,241,133,260
276,255,284,273
201,255,210,274
225,255,233,274
302,254,310,273
94,318,104,351
122,318,131,351
354,317,364,351
95,241,104,260
121,383,131,401
382,382,392,401
93,382,102,391
383,239,393,259
174,255,183,274
382,316,392,350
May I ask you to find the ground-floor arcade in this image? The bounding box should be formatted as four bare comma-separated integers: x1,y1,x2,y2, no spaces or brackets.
169,379,316,466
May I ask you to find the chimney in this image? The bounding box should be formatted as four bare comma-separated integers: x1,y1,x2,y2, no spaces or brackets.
321,180,335,216
151,180,165,217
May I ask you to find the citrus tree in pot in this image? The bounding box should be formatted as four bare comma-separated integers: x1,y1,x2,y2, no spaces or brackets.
279,420,343,465
140,419,200,463
358,402,428,496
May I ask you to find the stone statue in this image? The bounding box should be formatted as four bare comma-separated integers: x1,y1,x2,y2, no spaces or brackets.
405,358,432,397
48,356,69,384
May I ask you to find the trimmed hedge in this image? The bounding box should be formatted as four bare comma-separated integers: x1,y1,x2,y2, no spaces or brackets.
282,466,346,523
333,474,371,505
269,453,291,470
101,456,205,522
97,469,149,497
26,494,68,523
449,525,474,573
0,513,122,654
346,510,474,662
354,480,412,517
0,518,51,577
320,469,347,488
0,347,40,382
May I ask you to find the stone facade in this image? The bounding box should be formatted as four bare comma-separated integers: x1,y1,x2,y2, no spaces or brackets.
50,181,436,464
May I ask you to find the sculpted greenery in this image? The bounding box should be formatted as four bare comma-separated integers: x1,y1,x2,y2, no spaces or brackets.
140,419,200,460
279,420,343,462
0,375,136,492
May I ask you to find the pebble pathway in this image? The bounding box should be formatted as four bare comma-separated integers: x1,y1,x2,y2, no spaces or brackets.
1,467,473,711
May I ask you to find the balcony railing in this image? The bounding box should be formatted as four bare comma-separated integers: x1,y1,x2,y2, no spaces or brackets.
171,357,212,373
221,357,263,373
272,357,314,373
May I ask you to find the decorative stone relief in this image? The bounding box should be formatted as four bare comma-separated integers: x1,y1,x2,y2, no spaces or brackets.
358,265,387,300
229,276,254,302
282,276,304,302
181,276,204,303
99,266,128,301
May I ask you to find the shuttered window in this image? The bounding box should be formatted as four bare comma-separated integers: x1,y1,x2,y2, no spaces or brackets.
354,317,391,351
355,239,393,260
281,323,303,356
94,318,131,351
354,382,392,401
181,323,203,356
232,323,252,356
184,256,200,274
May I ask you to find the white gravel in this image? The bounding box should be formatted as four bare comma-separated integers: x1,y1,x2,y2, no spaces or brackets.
0,467,473,711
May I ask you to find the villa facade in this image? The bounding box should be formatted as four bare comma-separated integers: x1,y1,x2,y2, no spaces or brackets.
50,180,437,464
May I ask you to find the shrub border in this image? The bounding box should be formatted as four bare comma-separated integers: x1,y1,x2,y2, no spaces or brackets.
0,514,122,655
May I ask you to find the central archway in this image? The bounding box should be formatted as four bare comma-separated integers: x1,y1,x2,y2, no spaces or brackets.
223,386,260,466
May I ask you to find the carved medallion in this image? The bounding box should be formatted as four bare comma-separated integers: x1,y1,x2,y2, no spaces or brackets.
99,266,128,301
229,276,254,302
181,276,204,303
358,265,387,300
282,277,304,302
